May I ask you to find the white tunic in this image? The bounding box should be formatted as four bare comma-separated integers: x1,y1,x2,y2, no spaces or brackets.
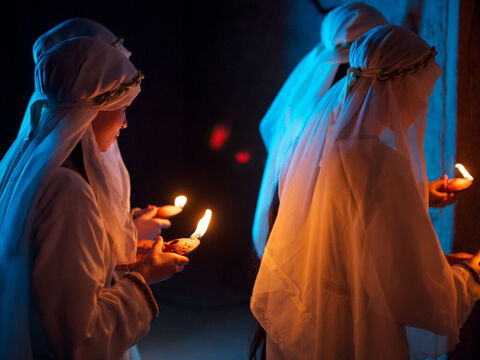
252,139,480,359
31,167,152,359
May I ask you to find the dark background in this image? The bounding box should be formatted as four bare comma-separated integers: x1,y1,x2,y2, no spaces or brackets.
1,0,321,309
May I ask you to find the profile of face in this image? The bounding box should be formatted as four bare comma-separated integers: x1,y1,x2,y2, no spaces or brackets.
395,60,442,133
92,107,128,152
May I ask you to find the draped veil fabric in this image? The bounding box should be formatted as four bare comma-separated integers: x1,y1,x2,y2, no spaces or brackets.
0,36,142,359
32,17,132,62
253,3,387,257
32,18,133,214
251,24,480,359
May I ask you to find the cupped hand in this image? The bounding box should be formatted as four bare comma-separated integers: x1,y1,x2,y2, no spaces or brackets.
133,205,172,239
135,237,190,284
133,239,156,265
429,175,458,208
445,178,473,192
114,240,156,271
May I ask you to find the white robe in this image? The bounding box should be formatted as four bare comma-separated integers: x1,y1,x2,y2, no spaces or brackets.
31,167,152,359
253,138,480,359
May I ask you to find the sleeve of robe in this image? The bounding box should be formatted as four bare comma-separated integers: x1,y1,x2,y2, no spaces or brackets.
31,167,154,360
339,139,480,336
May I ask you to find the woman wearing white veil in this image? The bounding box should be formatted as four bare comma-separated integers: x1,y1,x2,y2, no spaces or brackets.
31,18,133,210
251,24,480,359
252,3,388,258
0,36,188,359
31,18,175,242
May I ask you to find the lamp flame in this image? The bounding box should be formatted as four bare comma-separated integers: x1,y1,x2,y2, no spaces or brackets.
191,209,212,239
455,164,473,180
174,195,187,207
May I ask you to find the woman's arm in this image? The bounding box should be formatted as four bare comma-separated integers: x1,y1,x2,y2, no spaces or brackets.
32,168,154,359
338,139,480,336
362,171,480,335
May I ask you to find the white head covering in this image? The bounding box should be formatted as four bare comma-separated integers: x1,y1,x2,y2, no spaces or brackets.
20,18,132,142
252,3,387,257
30,18,133,210
33,17,132,61
0,36,142,359
251,25,465,359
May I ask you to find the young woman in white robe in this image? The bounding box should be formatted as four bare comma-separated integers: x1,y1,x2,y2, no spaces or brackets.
32,18,177,242
253,3,460,261
252,3,388,258
251,24,480,359
0,36,189,359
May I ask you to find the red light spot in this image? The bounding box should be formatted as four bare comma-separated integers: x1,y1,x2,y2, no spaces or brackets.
210,124,231,150
235,151,251,164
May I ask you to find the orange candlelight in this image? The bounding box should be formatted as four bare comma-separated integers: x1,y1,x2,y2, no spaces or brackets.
191,209,212,240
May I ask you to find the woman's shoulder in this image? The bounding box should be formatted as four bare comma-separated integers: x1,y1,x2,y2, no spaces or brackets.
48,166,92,193
37,167,97,213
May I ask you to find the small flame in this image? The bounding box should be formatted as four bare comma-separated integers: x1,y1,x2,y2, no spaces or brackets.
455,163,473,180
174,195,187,207
191,209,212,239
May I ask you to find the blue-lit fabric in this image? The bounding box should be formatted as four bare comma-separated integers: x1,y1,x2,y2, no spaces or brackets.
31,18,133,221
9,18,128,159
0,37,140,359
253,3,387,257
33,17,131,62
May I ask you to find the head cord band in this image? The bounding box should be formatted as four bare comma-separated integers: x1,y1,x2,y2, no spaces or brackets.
111,37,124,48
346,46,437,94
93,70,144,106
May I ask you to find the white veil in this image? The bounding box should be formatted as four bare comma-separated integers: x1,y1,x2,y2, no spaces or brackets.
32,18,133,211
0,37,142,359
253,3,387,257
32,17,132,61
251,25,472,359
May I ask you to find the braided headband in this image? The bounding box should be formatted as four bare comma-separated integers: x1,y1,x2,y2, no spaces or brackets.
346,46,437,94
111,37,125,48
93,70,144,106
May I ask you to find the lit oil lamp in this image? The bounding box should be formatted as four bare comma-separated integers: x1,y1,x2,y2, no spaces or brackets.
446,163,474,192
164,209,212,256
455,164,473,180
174,195,187,207
156,194,187,218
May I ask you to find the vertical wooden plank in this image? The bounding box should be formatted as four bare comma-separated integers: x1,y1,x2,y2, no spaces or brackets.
453,0,480,252
450,0,480,358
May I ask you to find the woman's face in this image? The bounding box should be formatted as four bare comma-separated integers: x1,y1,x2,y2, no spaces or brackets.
92,107,128,152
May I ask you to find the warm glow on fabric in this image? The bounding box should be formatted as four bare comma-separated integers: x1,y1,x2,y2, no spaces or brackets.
210,124,231,150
